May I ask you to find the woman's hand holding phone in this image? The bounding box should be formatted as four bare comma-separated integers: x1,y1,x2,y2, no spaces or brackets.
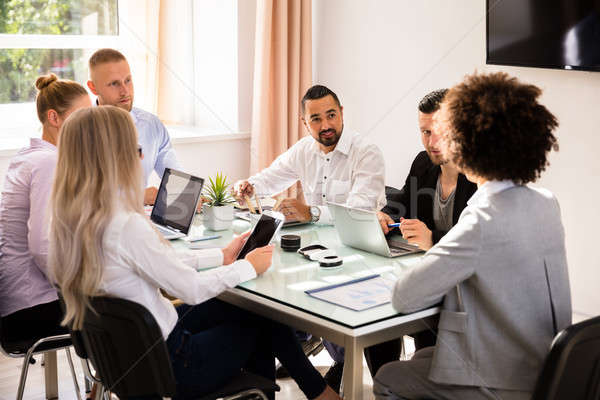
245,245,274,275
221,231,251,265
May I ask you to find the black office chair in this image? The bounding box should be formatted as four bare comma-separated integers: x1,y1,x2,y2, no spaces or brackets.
67,326,109,400
0,316,81,400
77,296,279,400
531,315,600,400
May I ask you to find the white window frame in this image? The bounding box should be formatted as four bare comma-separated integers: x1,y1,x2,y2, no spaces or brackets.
0,34,119,50
0,0,256,152
0,20,120,151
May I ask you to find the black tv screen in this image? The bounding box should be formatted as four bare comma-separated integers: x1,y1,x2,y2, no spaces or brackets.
487,0,600,71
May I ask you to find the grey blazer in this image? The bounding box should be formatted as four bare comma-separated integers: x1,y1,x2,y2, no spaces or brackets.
392,182,572,392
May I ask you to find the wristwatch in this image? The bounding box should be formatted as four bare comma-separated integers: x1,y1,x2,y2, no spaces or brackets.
309,206,321,223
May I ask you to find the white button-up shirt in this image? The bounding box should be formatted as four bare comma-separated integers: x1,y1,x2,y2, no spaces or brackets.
100,210,256,339
248,131,386,225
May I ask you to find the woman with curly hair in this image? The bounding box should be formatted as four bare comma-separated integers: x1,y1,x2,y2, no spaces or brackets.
374,72,571,400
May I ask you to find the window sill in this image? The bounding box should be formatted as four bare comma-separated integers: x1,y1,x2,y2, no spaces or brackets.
167,125,251,145
0,127,251,157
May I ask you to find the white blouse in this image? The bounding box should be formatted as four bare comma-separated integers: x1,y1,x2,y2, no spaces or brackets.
99,210,256,338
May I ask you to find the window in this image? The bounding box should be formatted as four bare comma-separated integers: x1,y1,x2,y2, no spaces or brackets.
0,0,119,150
0,0,255,151
156,0,255,135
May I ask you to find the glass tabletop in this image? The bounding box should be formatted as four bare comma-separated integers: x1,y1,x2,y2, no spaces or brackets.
173,216,425,329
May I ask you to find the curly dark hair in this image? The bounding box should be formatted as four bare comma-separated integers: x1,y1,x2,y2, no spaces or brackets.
445,72,559,184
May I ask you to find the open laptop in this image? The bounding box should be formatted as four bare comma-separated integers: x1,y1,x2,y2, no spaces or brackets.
328,202,424,257
150,168,204,240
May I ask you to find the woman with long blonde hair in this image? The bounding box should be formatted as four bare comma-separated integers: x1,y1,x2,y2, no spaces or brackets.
49,106,340,400
0,73,90,344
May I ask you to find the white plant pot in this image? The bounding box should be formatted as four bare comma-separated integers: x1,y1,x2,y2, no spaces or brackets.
202,204,234,231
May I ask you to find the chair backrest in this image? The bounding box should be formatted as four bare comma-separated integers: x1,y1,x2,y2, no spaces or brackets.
78,296,176,399
532,315,600,400
56,291,88,361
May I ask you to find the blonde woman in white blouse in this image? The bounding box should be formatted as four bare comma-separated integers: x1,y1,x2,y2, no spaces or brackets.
48,106,340,400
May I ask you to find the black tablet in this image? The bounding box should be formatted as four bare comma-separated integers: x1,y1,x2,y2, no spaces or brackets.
236,211,285,260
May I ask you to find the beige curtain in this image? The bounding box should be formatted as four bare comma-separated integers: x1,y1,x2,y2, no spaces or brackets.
250,0,312,199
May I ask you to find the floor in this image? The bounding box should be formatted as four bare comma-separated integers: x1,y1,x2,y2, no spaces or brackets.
0,344,380,400
2,313,590,400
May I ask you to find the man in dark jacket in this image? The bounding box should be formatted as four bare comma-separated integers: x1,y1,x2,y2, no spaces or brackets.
378,89,477,250
365,89,478,369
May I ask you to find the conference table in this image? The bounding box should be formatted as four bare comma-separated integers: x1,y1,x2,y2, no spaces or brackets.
173,216,441,399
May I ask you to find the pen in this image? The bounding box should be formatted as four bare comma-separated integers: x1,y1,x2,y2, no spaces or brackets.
244,194,257,214
188,235,221,242
387,223,402,228
254,193,263,214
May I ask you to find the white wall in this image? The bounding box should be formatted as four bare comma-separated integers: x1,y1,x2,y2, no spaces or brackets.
313,0,599,318
155,137,251,186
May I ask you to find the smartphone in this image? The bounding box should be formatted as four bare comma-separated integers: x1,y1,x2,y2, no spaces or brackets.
236,211,285,260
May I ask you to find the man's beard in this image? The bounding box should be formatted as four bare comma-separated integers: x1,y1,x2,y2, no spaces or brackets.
427,149,447,166
114,98,133,112
116,102,133,112
317,128,341,147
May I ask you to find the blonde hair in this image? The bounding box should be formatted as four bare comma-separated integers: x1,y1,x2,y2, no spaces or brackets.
35,73,88,124
88,48,127,71
48,105,144,329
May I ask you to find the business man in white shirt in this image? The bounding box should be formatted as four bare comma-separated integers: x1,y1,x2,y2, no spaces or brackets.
234,84,386,391
234,85,385,225
87,48,182,205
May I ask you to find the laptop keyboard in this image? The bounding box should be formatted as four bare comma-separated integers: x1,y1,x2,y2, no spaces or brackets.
389,245,412,254
388,240,420,254
156,225,174,236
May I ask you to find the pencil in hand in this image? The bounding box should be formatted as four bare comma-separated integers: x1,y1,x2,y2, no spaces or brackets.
273,198,283,211
244,195,256,214
254,193,263,214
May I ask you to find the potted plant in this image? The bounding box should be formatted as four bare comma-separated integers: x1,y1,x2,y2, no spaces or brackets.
202,172,236,231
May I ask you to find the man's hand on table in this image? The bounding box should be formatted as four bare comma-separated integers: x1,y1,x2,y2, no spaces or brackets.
144,186,158,205
274,198,311,222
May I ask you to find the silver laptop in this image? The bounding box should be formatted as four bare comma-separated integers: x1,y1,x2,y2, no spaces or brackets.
328,202,424,257
150,168,204,240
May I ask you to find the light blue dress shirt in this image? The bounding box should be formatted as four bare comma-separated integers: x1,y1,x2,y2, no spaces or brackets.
130,107,182,185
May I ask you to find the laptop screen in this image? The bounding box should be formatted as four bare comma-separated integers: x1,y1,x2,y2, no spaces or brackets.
150,168,204,234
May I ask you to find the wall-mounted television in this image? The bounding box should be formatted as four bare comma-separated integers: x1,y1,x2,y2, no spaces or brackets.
487,0,600,71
